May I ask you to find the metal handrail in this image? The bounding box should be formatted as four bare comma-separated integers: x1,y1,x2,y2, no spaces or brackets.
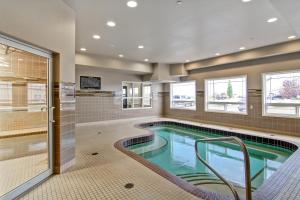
195,136,252,200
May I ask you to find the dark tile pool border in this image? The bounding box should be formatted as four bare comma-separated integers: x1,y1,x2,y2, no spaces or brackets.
139,121,298,151
114,120,300,200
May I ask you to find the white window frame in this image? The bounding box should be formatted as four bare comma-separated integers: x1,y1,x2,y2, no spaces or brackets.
204,75,248,115
122,81,153,110
262,69,300,118
170,80,196,111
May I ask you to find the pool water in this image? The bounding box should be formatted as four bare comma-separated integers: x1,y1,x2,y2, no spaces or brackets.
127,125,293,192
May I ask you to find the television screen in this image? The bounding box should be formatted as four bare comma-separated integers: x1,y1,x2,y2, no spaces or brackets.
80,76,101,90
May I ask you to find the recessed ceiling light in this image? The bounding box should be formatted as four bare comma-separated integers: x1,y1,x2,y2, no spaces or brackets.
267,18,278,23
215,53,221,56
239,47,246,50
106,21,116,27
93,35,101,39
118,54,124,58
80,48,87,51
242,0,251,2
177,1,182,5
288,35,296,39
144,59,149,62
138,45,144,49
185,59,190,62
127,1,138,8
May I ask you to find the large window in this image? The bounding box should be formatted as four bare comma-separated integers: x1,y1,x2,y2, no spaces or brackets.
122,81,152,109
170,81,196,110
205,76,247,114
263,70,300,118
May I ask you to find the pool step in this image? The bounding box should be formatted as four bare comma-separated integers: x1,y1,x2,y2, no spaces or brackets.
177,172,254,198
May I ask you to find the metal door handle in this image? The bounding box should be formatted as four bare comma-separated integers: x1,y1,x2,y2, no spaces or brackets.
50,106,55,123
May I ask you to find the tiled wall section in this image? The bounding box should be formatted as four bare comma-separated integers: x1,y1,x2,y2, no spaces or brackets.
163,90,300,136
54,82,76,173
0,112,46,132
76,88,163,123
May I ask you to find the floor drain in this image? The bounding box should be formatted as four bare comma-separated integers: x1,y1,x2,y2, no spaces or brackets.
124,183,134,189
98,131,102,135
91,152,98,155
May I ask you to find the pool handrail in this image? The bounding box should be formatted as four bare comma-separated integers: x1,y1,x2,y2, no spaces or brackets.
195,136,252,200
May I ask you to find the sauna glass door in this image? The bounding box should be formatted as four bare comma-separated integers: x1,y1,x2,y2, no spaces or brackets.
0,36,53,199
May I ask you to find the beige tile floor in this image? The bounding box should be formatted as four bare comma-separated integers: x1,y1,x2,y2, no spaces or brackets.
0,153,48,197
16,117,300,200
19,117,201,200
0,134,49,197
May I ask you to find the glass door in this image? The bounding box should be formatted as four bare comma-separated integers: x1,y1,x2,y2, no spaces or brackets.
0,35,53,199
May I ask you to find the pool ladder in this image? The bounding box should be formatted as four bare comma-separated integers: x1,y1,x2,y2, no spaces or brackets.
195,136,252,200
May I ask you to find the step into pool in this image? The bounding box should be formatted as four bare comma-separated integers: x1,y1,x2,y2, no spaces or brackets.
125,122,295,199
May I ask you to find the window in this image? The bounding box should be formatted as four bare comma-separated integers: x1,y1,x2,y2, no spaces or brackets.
0,81,12,105
28,83,46,105
263,70,300,118
170,81,196,110
205,76,247,114
122,82,152,109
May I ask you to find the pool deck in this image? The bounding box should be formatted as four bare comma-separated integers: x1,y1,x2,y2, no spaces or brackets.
19,117,300,200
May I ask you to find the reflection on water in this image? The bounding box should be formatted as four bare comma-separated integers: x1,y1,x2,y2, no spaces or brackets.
129,126,292,189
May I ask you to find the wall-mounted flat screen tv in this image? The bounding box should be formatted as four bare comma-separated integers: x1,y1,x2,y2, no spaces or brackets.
80,76,101,90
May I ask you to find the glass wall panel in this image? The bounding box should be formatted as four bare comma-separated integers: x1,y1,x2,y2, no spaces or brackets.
170,81,196,110
0,40,51,198
205,76,247,114
122,82,152,109
263,71,300,118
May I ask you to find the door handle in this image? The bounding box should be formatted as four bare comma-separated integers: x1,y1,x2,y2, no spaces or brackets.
50,106,55,123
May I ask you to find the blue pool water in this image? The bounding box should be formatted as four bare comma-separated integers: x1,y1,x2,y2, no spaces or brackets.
127,125,293,191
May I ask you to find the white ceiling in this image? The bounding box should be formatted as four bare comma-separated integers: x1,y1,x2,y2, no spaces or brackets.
63,0,300,63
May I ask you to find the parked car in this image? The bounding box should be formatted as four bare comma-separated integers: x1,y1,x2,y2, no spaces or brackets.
238,104,246,112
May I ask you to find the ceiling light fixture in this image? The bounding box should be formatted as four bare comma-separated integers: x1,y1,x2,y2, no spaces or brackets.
215,53,221,56
288,35,296,39
138,45,144,49
267,18,278,23
80,48,87,51
185,59,190,62
242,0,251,2
177,1,183,5
127,1,138,8
239,47,246,50
118,54,124,58
144,59,149,62
93,35,101,39
106,21,116,27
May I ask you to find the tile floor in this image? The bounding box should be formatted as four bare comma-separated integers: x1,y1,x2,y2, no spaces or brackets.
0,134,48,197
18,117,200,200
15,117,300,200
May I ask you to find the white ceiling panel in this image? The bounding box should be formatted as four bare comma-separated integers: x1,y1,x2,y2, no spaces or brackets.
63,0,299,63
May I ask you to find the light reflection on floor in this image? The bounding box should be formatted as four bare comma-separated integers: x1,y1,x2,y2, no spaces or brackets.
0,134,48,197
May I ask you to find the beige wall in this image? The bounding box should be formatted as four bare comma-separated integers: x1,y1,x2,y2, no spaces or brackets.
164,52,300,136
0,0,75,82
75,66,163,123
76,66,142,91
185,53,300,90
76,53,152,75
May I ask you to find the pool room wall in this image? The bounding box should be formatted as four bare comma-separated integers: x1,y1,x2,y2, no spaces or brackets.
163,46,300,136
75,66,163,124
